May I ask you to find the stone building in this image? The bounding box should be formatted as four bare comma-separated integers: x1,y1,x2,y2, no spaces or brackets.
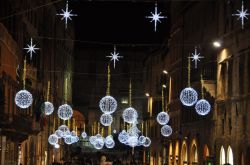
0,0,75,164
143,0,250,165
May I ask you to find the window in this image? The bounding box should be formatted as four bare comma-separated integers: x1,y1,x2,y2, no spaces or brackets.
227,146,234,165
220,146,226,165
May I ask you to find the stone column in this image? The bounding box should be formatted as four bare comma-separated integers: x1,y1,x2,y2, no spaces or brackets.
1,136,6,165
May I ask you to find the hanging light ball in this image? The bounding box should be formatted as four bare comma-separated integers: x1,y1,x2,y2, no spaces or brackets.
105,135,114,145
122,107,138,124
55,130,63,139
15,90,33,109
89,136,97,145
118,130,129,144
43,101,54,115
93,136,105,150
81,132,87,139
99,96,117,114
100,114,113,126
48,134,58,145
156,111,170,125
54,143,60,149
128,125,141,135
195,99,211,116
58,125,70,138
64,136,73,145
138,135,146,145
161,125,172,137
180,87,198,106
72,136,79,143
113,129,117,134
127,135,138,147
58,104,73,120
71,131,77,137
143,137,151,147
105,140,115,149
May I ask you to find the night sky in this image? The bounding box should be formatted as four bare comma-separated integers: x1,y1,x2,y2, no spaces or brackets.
70,1,170,45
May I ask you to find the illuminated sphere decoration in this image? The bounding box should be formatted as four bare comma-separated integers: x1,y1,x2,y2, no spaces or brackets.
127,135,138,147
89,136,97,145
54,143,60,149
138,135,146,145
72,136,79,143
81,132,87,139
143,137,151,147
15,90,33,109
48,134,58,145
195,99,211,116
105,140,115,149
161,125,172,137
113,129,117,134
100,114,113,126
58,104,73,120
64,136,73,145
43,101,54,115
55,130,63,138
93,136,105,150
118,130,129,144
180,87,198,106
71,131,77,137
105,135,113,145
156,111,170,125
122,107,138,124
99,96,117,114
58,125,69,136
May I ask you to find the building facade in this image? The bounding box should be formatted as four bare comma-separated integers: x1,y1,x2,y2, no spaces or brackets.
0,0,75,164
143,1,250,165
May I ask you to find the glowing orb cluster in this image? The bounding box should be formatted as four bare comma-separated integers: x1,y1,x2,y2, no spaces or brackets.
105,140,115,148
118,130,129,144
58,125,70,138
89,134,105,150
195,99,211,116
48,134,58,145
99,96,117,114
64,136,73,145
15,90,33,109
180,87,198,106
161,125,172,137
127,135,139,147
58,104,73,120
143,137,151,147
100,114,113,126
122,107,138,124
156,112,169,125
43,101,54,115
81,132,87,139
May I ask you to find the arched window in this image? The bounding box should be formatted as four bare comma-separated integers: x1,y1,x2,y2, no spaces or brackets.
220,146,226,165
175,141,179,165
227,146,233,165
169,143,173,165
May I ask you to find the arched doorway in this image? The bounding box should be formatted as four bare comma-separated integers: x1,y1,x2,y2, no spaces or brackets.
227,146,233,165
181,142,188,165
220,146,226,165
169,143,173,165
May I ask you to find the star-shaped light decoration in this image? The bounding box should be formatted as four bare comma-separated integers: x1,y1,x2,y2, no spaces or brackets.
24,38,39,60
57,0,77,29
189,47,203,69
146,3,167,32
106,45,123,69
232,1,250,29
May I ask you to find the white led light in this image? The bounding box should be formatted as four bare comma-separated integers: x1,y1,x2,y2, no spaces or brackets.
99,96,117,114
100,113,113,126
118,130,129,144
195,99,211,116
161,125,172,137
156,111,170,125
15,90,33,109
81,132,87,139
138,135,146,145
54,143,60,149
58,104,73,120
143,137,151,147
55,130,63,139
122,107,138,124
48,134,58,145
43,101,54,115
127,135,138,147
180,87,198,106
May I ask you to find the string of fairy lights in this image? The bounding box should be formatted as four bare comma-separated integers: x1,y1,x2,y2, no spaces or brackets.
10,0,249,150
